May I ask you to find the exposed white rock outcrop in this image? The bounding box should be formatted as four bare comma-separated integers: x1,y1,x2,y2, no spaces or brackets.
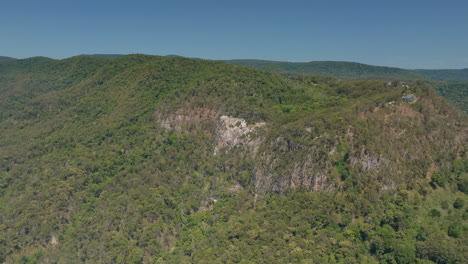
214,115,266,155
51,234,58,246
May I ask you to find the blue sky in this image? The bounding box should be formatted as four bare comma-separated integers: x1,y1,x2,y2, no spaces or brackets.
1,0,468,68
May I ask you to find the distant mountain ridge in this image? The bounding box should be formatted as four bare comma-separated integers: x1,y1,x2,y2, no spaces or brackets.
413,68,468,81
225,59,468,82
79,54,125,59
0,56,16,62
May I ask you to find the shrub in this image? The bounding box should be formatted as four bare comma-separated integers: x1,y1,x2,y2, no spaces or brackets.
453,198,464,209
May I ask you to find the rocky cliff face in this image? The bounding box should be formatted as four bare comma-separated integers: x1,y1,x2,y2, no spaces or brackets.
253,98,465,195
155,91,466,197
214,115,266,155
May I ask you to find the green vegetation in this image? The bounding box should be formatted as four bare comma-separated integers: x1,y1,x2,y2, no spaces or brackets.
225,59,468,112
0,55,466,263
429,81,468,113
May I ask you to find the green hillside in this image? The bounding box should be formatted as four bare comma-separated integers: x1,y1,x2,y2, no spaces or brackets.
428,81,468,113
0,55,466,263
225,60,468,112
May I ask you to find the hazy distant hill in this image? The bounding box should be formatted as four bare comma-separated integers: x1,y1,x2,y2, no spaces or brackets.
80,54,125,59
0,56,16,62
415,68,468,81
0,55,466,263
226,60,426,80
225,59,468,82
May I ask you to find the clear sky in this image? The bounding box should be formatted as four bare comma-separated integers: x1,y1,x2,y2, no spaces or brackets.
2,0,468,69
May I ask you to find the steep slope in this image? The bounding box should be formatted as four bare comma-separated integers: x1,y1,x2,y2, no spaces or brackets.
0,55,466,263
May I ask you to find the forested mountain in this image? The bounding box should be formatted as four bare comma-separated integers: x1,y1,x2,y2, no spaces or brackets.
0,55,466,263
